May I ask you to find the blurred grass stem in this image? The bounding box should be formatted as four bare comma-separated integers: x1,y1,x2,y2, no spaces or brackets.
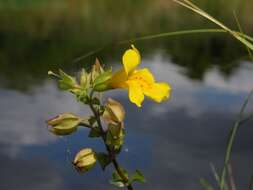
173,0,253,51
220,90,253,190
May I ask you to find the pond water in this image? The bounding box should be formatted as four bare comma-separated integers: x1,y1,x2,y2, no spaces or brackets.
0,1,253,190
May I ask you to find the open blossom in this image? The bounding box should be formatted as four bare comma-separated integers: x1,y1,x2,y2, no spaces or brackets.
109,45,171,107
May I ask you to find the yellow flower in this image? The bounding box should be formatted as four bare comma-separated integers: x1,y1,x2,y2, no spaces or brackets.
109,45,171,107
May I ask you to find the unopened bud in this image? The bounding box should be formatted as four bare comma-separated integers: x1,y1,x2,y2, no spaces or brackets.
91,58,103,82
103,98,125,124
46,113,81,136
73,148,97,172
93,82,112,92
92,62,112,92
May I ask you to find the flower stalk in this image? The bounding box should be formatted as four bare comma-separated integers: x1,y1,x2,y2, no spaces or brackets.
47,45,165,189
88,92,134,190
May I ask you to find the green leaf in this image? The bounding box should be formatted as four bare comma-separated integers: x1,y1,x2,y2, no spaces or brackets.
88,126,101,138
110,168,129,187
99,106,105,116
92,97,100,105
93,69,112,92
130,170,146,183
88,116,96,126
96,153,111,170
80,69,88,89
109,181,125,188
93,83,111,92
112,170,122,182
57,70,83,96
93,69,112,86
113,168,129,180
76,90,88,103
106,123,125,149
58,69,77,90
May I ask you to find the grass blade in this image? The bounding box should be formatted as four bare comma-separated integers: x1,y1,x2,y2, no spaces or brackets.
210,163,229,190
118,29,225,44
220,90,253,190
200,178,214,190
233,12,253,60
73,28,226,63
173,0,253,51
249,176,253,190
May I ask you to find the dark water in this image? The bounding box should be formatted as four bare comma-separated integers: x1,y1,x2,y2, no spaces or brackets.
0,1,253,190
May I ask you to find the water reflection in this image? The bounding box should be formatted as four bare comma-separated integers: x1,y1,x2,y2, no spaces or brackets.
0,152,64,190
0,53,252,189
1,1,253,189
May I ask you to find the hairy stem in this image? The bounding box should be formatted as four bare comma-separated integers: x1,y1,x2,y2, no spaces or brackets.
88,96,134,190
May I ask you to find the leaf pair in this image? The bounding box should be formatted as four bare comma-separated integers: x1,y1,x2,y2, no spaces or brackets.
110,168,146,188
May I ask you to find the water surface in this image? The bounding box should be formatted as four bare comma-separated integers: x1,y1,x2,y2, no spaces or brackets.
0,1,253,190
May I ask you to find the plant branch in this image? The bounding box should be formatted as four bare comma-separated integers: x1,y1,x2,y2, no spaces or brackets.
88,95,134,190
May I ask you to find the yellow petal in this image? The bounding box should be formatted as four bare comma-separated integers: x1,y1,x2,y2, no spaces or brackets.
122,45,141,74
129,68,155,84
109,69,128,88
127,81,144,107
144,82,171,103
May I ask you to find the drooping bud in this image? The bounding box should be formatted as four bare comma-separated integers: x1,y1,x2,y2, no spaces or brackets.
46,113,82,136
73,148,97,172
103,98,125,124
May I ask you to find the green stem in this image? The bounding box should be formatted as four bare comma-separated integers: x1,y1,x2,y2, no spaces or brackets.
239,113,253,125
72,27,253,63
118,29,225,44
173,0,253,51
249,175,253,190
220,90,253,190
88,95,134,190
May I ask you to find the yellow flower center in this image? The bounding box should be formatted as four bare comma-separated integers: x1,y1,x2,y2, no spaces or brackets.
128,75,152,90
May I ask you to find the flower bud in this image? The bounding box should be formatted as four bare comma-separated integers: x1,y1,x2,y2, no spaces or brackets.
73,148,97,172
93,82,112,92
103,98,125,124
92,62,112,92
91,58,104,82
80,69,89,89
46,113,81,136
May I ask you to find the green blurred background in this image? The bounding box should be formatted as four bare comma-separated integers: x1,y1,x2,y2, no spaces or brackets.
0,0,252,90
